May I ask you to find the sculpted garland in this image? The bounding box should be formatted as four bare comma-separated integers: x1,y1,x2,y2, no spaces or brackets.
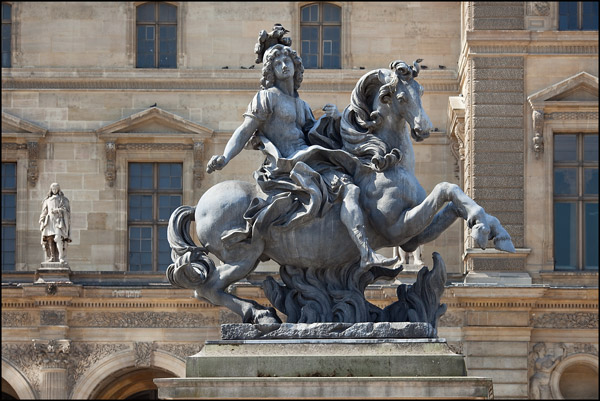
166,26,515,328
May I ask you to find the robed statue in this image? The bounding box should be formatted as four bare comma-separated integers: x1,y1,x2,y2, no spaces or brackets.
39,182,71,263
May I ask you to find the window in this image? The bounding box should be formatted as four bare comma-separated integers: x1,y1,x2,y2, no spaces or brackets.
559,2,598,31
300,3,341,69
2,162,16,270
136,2,177,68
553,133,598,270
1,2,11,68
128,162,182,271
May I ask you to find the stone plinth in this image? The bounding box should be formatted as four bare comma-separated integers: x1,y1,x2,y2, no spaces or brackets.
155,323,493,400
34,263,72,284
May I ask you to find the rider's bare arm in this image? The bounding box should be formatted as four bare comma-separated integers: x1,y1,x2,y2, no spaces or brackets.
206,116,261,173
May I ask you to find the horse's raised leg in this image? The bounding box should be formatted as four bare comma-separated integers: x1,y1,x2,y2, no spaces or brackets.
393,182,515,253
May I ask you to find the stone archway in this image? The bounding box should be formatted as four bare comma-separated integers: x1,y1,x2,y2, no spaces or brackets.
70,349,184,399
1,360,37,400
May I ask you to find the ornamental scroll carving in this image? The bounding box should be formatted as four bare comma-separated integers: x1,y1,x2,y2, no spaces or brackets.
1,311,35,327
532,109,544,159
67,342,130,391
527,2,550,16
69,311,217,327
133,342,156,367
531,312,599,329
193,142,204,188
33,339,71,368
27,141,39,186
105,142,116,187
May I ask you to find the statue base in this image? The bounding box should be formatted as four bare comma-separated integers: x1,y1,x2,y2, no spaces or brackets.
155,324,493,399
34,262,72,284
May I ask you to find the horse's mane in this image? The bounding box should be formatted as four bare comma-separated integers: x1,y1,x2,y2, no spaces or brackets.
340,69,401,171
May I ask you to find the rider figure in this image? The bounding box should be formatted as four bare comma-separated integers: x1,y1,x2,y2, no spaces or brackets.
207,44,396,270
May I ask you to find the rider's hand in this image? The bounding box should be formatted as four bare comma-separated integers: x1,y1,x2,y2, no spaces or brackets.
322,103,341,120
206,155,227,174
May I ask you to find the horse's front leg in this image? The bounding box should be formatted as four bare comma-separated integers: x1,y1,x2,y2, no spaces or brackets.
395,182,515,253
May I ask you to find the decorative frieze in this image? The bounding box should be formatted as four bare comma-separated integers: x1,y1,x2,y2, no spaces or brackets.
1,311,35,327
69,311,217,328
545,111,598,121
527,2,550,16
438,311,465,327
116,143,193,152
531,312,599,329
40,310,66,326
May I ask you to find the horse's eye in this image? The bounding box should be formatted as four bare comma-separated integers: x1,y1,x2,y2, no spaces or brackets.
396,93,407,103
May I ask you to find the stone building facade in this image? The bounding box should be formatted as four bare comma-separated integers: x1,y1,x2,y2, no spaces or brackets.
1,2,597,399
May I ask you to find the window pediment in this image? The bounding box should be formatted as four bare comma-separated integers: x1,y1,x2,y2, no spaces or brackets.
1,111,47,140
528,72,598,110
96,106,213,142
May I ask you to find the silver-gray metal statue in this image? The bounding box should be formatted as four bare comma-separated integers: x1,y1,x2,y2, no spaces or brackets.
166,27,515,329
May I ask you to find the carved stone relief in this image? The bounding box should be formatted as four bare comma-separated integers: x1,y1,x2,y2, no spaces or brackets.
157,343,204,361
40,310,66,326
193,141,204,188
1,342,42,396
531,312,598,329
133,342,156,367
69,311,217,328
1,311,35,327
33,339,70,368
27,141,39,186
527,2,551,16
532,109,544,159
67,342,130,391
105,142,116,187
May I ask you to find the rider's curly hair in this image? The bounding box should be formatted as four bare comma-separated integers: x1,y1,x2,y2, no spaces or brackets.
260,44,304,93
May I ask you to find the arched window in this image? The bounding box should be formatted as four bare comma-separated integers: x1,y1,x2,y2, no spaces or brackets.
136,2,177,68
300,3,341,69
1,2,11,68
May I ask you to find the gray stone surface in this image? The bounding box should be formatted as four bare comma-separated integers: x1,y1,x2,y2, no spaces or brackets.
221,322,436,340
39,182,72,264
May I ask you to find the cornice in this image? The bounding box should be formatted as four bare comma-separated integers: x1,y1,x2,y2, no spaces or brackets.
463,30,599,56
1,68,459,93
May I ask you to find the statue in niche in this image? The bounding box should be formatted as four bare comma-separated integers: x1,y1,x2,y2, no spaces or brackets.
529,342,567,399
39,182,71,263
166,26,515,328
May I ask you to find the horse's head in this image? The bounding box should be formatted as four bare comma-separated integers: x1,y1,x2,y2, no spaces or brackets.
379,60,432,142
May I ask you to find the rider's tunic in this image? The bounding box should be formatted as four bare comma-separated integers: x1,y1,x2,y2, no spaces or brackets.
223,88,362,243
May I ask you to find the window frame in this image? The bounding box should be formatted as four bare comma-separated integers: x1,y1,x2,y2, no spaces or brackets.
1,2,12,68
134,1,180,69
552,132,598,270
558,1,599,31
2,162,17,271
299,2,342,70
128,162,183,272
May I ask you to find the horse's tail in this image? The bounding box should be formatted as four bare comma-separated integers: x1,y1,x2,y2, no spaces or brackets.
166,205,215,288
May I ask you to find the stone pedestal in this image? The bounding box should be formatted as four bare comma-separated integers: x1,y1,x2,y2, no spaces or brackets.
155,323,493,399
34,262,72,284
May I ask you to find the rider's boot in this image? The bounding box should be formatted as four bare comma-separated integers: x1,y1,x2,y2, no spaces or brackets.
351,225,397,270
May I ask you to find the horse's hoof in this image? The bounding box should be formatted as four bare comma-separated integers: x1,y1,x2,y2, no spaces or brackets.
471,223,490,249
254,307,282,324
494,237,516,253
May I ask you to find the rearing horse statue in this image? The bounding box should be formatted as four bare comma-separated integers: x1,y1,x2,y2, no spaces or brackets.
167,60,515,326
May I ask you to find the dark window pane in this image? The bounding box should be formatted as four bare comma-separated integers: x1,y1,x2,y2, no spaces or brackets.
582,2,599,30
129,163,153,189
158,25,176,68
554,202,577,270
559,2,579,30
2,3,12,20
129,195,153,221
323,4,341,22
159,195,181,220
584,203,598,270
554,168,577,195
301,4,319,22
2,194,15,221
158,226,170,272
1,23,10,68
129,226,153,271
2,163,16,189
2,225,15,271
584,168,598,195
137,3,155,22
136,26,155,68
583,135,598,162
158,163,182,189
554,135,577,162
159,3,177,22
